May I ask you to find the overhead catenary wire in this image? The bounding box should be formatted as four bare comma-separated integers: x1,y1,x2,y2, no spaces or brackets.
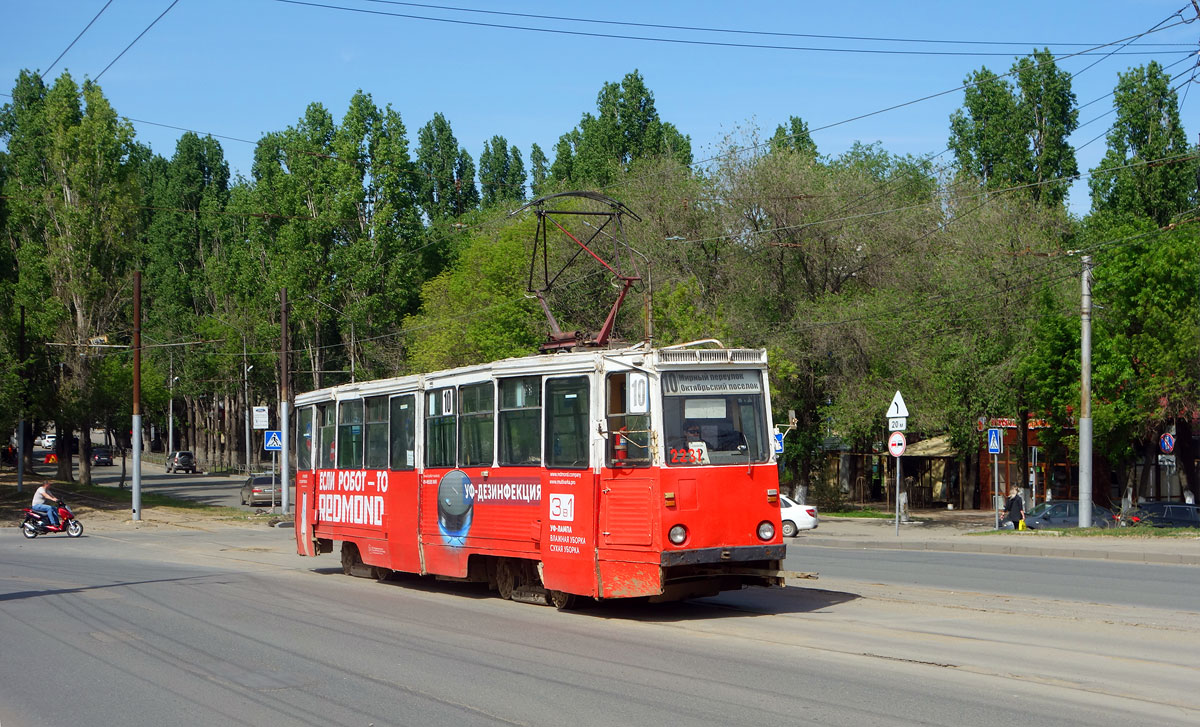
42,0,115,79
361,0,1196,49
277,0,1193,58
94,0,181,82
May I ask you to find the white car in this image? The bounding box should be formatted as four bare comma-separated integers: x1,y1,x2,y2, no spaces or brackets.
780,494,818,536
41,434,57,450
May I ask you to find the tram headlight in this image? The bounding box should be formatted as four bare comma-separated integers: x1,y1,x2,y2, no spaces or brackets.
668,524,688,545
757,520,776,541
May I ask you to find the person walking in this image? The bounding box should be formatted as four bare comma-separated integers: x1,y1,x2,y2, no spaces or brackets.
1004,486,1025,530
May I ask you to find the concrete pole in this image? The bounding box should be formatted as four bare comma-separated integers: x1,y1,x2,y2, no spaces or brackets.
132,271,143,521
280,288,291,513
17,306,25,494
1079,255,1094,527
244,337,251,476
168,354,174,454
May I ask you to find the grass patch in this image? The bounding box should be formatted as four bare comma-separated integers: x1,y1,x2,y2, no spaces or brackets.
0,471,250,520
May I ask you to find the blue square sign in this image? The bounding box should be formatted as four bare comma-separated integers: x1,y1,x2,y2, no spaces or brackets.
264,430,282,451
987,428,1002,454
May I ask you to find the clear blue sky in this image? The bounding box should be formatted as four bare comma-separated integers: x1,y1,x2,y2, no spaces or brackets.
3,1,1198,216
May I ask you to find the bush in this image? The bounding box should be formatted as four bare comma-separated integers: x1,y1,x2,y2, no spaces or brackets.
810,476,849,513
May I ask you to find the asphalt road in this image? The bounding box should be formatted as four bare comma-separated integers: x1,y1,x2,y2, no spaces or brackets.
2,525,1198,726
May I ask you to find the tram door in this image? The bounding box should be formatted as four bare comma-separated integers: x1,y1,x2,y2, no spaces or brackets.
600,372,653,547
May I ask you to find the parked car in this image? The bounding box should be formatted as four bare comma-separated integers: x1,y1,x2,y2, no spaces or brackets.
90,447,114,466
240,474,282,506
1133,502,1200,528
1022,501,1114,529
779,494,818,536
41,434,57,450
165,450,196,474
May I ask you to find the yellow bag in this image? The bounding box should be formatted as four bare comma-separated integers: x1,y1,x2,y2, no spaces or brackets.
1018,519,1026,531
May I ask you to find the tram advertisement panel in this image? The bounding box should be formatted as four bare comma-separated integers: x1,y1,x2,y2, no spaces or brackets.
316,469,389,528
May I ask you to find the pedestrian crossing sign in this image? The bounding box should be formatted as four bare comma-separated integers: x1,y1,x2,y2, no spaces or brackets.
264,430,282,451
987,428,1002,454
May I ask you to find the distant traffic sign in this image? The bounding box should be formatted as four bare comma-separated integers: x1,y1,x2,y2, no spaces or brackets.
264,430,282,451
987,428,1002,454
1160,432,1175,454
888,431,906,457
887,391,909,418
888,417,907,432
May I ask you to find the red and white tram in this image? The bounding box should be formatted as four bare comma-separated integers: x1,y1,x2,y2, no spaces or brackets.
292,341,801,608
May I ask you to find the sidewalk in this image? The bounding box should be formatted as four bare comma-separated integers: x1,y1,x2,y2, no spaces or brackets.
798,509,1200,565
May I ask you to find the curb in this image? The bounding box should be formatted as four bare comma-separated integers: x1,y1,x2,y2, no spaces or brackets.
797,535,1200,565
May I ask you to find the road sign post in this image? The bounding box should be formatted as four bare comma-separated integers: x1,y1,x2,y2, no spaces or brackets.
987,428,1001,529
888,430,906,535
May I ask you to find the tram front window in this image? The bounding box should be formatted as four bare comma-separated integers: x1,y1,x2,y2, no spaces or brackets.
661,369,769,466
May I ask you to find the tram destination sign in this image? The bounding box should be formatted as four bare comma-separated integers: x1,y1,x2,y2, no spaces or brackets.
662,370,762,396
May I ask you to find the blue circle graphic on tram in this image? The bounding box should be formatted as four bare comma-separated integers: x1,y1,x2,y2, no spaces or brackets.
437,469,474,546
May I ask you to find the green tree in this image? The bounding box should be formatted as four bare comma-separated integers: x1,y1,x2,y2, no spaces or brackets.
949,67,1027,191
528,142,548,197
551,70,692,187
415,113,478,221
1013,49,1079,205
770,115,818,157
1089,61,1195,224
1,71,140,481
478,135,527,206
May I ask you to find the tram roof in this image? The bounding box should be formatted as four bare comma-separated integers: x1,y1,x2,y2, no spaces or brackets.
294,342,767,405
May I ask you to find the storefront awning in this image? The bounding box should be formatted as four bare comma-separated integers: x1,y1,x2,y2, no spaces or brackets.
903,434,956,458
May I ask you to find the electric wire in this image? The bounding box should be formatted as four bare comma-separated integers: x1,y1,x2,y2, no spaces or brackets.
360,0,1195,49
94,0,181,82
276,0,1192,58
42,0,115,79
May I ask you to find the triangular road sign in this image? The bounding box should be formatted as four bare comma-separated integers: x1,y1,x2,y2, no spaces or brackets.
887,391,909,418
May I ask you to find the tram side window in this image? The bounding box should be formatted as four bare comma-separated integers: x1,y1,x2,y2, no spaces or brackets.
338,399,365,469
296,406,314,471
389,394,416,470
318,403,336,469
459,382,494,467
426,388,456,468
606,372,650,467
499,376,541,466
364,396,389,469
546,376,589,469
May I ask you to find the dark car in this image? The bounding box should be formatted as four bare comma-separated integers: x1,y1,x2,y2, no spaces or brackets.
166,450,196,474
1134,502,1200,528
90,447,114,466
240,474,281,506
1022,501,1114,529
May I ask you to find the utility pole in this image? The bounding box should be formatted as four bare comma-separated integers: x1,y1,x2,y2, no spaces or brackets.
132,271,143,521
168,353,177,454
17,306,26,493
245,339,253,476
280,288,291,512
1078,255,1093,528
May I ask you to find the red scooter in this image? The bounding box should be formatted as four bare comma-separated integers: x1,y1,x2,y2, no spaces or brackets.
21,497,84,538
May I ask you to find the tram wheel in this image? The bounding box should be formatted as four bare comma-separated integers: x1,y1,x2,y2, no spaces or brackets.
496,559,516,600
340,542,361,576
373,566,392,582
549,590,577,611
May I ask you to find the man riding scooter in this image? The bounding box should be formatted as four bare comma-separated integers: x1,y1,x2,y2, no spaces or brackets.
31,481,61,530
